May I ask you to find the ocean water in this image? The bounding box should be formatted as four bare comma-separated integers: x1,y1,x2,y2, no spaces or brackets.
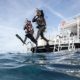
0,50,80,80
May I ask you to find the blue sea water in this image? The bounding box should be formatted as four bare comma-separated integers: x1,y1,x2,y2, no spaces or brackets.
0,50,80,80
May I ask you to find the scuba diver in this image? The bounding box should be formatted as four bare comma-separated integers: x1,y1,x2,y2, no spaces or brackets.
16,19,37,46
16,19,38,52
23,20,37,45
32,9,49,47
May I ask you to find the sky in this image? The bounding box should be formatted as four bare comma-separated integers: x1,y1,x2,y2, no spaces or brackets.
0,0,80,52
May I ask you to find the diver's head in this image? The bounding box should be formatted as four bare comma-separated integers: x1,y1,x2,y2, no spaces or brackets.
36,9,41,16
25,20,29,25
25,20,28,23
36,9,44,18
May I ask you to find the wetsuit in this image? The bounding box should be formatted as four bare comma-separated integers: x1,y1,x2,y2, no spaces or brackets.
32,16,48,42
23,21,37,44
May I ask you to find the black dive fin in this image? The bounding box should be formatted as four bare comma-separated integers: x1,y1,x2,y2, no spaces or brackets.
16,34,26,44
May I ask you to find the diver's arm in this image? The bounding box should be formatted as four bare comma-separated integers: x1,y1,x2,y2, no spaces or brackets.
23,26,26,30
44,19,46,26
23,22,28,30
32,16,37,22
32,12,38,22
23,25,28,30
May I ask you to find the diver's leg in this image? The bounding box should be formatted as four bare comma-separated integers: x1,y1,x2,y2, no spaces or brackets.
40,27,49,49
28,34,37,53
29,31,37,44
40,26,49,42
23,34,27,43
36,27,44,40
30,36,37,44
31,35,37,53
28,31,37,44
41,32,49,47
41,32,48,42
36,29,41,40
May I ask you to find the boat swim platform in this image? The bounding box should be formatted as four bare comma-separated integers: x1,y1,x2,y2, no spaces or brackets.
31,43,80,53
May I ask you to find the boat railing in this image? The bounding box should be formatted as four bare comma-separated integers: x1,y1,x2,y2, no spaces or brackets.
52,35,76,52
58,18,80,43
65,14,80,22
58,14,80,28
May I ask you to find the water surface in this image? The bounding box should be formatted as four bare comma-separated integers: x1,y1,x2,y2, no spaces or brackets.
0,50,80,80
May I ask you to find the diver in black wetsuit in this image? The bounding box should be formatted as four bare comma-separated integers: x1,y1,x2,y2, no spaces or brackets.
23,20,37,45
32,9,49,46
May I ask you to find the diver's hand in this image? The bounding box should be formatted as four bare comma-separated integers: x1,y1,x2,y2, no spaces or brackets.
25,31,27,33
25,23,27,26
35,13,37,16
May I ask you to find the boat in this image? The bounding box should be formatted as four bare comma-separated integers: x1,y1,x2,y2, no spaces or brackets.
26,14,80,53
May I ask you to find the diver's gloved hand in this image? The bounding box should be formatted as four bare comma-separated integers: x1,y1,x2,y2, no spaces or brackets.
35,12,37,16
36,26,39,29
25,31,27,33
